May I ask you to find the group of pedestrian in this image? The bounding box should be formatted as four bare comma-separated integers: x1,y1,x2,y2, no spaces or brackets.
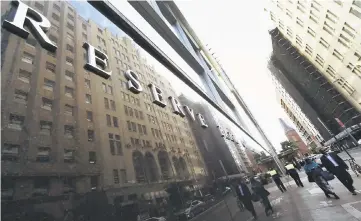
232,146,358,220
234,176,273,220
304,147,357,199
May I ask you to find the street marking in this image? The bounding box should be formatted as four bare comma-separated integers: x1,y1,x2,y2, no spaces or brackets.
341,201,361,219
308,187,324,195
319,201,333,207
271,196,283,205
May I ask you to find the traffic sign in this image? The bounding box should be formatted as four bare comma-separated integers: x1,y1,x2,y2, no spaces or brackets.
335,118,345,128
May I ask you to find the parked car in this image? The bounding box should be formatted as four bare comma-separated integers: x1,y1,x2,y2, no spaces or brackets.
184,200,206,219
143,217,166,221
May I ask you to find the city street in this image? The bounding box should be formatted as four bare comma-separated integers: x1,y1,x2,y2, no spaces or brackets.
191,148,361,221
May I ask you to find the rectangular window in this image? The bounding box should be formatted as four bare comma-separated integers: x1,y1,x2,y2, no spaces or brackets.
85,79,91,89
296,17,304,27
42,97,53,111
139,111,144,120
14,89,28,103
307,27,316,37
86,111,93,122
64,125,74,138
85,94,92,104
88,130,95,142
40,121,52,135
120,169,127,183
124,105,129,115
66,44,74,52
26,38,37,47
305,44,313,56
89,151,96,164
65,71,74,82
8,114,24,130
52,13,60,21
113,117,118,127
138,124,143,134
104,98,109,109
19,69,31,83
65,87,74,98
333,49,344,61
2,144,19,161
64,104,74,116
315,54,325,67
113,169,119,184
110,100,116,110
66,57,73,66
102,83,107,93
286,28,293,37
106,114,112,126
127,121,132,131
46,62,56,73
326,65,337,79
43,79,55,92
131,122,137,132
108,86,113,95
35,2,44,11
319,37,330,48
36,147,50,162
67,14,74,21
64,149,75,163
67,23,74,31
22,52,34,64
53,4,60,11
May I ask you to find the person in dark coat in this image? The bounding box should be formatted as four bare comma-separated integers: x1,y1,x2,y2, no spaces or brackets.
319,148,357,195
234,179,257,219
251,177,273,216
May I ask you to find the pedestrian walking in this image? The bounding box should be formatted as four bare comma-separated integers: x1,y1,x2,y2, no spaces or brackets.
234,179,257,220
285,162,304,187
319,148,357,195
250,177,273,216
304,158,340,199
268,168,287,193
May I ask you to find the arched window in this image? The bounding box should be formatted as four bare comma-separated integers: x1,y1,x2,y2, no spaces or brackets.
179,157,190,179
172,156,181,179
158,151,172,180
132,151,146,182
145,152,159,182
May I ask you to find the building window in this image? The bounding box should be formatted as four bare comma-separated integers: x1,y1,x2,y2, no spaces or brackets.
120,169,127,183
64,125,74,138
53,4,61,11
52,13,60,21
315,54,325,67
113,117,118,127
85,79,91,89
2,144,19,161
333,49,344,61
326,65,337,79
33,178,49,196
40,121,52,135
104,97,109,109
36,147,50,162
305,44,313,56
66,44,74,53
65,87,74,98
34,2,44,11
113,169,119,184
26,38,37,47
8,114,24,130
106,114,112,126
43,78,55,91
14,89,28,103
89,151,96,164
127,121,132,131
64,149,75,163
90,176,98,190
307,27,316,37
102,83,107,93
22,52,34,64
67,14,74,22
67,23,74,31
66,57,73,66
86,111,93,122
18,69,31,83
110,100,116,111
88,130,95,142
85,94,92,104
108,86,113,95
319,37,330,48
46,62,56,73
42,97,53,111
82,23,87,30
64,104,74,116
334,0,342,6
65,71,74,81
49,35,57,43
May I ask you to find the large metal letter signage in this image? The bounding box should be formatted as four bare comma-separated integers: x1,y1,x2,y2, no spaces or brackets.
197,114,208,128
149,83,166,107
124,70,143,94
184,106,195,121
2,0,57,52
83,42,112,79
169,96,185,117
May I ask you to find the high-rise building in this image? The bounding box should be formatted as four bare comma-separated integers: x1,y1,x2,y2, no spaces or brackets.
279,118,309,155
271,73,324,148
266,1,361,141
1,1,206,219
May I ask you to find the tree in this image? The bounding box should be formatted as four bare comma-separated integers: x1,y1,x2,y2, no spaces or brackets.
280,141,298,152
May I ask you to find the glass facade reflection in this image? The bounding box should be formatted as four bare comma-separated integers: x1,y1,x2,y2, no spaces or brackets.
2,1,269,221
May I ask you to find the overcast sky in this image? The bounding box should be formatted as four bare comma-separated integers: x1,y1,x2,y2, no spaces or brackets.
174,0,293,150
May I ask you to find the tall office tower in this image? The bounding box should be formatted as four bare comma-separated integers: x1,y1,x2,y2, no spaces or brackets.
271,73,324,148
266,0,361,141
1,1,206,219
279,118,310,155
